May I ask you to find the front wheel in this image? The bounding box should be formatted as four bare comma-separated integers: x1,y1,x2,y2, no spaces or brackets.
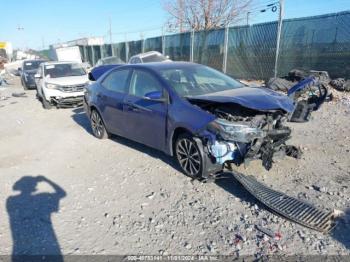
175,134,204,178
90,110,108,139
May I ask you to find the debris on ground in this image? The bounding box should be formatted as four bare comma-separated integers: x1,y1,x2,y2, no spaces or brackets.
12,92,27,98
232,172,336,233
265,69,339,123
330,78,350,92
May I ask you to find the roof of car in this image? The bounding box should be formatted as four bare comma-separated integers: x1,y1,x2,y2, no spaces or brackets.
126,61,201,70
130,51,162,59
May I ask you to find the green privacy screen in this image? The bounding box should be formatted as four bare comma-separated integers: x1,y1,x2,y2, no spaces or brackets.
227,22,277,80
193,29,225,71
78,11,349,79
278,11,350,79
164,32,191,61
144,37,162,53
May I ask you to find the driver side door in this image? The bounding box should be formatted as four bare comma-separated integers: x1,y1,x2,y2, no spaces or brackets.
122,69,168,151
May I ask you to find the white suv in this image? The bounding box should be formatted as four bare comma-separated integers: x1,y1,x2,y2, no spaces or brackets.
35,61,89,109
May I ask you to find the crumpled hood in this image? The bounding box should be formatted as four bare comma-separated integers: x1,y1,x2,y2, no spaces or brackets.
188,87,295,113
45,75,88,86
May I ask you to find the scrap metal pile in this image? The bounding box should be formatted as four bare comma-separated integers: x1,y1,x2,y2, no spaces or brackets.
266,69,350,123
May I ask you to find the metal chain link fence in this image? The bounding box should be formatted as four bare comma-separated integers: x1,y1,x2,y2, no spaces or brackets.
79,11,349,80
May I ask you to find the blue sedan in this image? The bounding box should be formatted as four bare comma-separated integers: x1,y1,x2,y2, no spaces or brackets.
84,62,299,179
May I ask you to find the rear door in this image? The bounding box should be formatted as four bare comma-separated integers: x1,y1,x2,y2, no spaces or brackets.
122,69,168,151
98,69,131,136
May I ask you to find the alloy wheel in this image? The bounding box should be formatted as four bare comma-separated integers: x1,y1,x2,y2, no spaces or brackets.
91,111,104,138
176,138,201,176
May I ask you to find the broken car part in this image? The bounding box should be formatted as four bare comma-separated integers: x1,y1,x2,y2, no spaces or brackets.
232,172,336,233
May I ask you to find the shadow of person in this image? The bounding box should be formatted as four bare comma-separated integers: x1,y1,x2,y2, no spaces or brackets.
7,176,66,261
331,208,350,250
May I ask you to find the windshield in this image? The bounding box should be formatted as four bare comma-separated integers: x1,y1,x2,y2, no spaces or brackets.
159,65,243,97
44,63,86,78
143,54,168,63
23,60,45,71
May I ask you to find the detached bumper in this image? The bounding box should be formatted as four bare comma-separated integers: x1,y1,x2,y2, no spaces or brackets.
51,96,84,108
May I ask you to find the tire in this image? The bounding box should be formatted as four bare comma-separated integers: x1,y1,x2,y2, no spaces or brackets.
90,110,108,139
42,97,52,109
175,133,204,178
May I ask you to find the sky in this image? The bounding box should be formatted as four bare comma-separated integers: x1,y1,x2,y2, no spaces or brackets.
1,0,349,50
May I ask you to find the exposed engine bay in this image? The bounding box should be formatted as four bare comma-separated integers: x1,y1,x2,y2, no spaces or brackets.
191,100,302,171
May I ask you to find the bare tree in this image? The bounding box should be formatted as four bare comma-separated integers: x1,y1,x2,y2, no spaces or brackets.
163,0,254,32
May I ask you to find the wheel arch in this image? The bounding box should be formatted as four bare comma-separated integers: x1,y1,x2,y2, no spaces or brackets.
170,126,193,156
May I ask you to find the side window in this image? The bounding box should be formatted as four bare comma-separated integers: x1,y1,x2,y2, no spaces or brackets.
129,70,162,98
101,69,130,93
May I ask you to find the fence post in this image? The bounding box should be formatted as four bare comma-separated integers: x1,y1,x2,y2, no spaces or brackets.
125,42,129,62
190,29,194,62
111,43,115,57
91,46,95,66
100,45,104,59
162,27,165,55
83,45,87,62
274,0,285,78
222,26,229,73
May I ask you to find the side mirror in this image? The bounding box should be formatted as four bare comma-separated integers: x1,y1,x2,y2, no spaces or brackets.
18,67,22,72
34,74,42,79
144,91,166,102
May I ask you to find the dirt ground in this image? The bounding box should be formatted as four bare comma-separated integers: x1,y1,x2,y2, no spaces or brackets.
0,77,350,258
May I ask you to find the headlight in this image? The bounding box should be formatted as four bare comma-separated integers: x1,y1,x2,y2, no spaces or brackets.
207,118,265,143
46,83,60,89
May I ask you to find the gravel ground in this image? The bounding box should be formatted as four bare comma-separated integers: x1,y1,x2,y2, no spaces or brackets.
0,78,349,257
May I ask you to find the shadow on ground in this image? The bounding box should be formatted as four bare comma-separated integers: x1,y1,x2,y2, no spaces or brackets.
7,176,66,261
214,172,258,205
331,209,350,250
71,108,182,172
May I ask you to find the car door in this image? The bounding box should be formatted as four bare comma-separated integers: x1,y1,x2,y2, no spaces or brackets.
123,69,168,151
97,68,131,136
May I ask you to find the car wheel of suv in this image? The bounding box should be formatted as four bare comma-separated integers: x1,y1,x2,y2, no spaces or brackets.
41,97,52,109
175,133,203,178
90,110,108,139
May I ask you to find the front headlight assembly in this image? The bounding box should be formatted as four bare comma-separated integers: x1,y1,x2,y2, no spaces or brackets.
207,118,266,143
46,83,60,89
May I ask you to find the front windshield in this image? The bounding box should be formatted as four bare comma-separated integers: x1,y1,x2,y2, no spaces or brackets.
44,63,86,78
159,65,243,97
23,60,45,71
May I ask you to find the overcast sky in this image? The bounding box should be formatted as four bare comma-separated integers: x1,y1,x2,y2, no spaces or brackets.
1,0,349,50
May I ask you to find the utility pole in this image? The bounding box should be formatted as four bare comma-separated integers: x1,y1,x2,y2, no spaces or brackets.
246,12,251,26
109,17,112,44
17,25,25,51
178,0,183,33
274,0,284,78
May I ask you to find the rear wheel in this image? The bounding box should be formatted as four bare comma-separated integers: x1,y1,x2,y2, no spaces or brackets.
90,110,108,139
175,133,203,178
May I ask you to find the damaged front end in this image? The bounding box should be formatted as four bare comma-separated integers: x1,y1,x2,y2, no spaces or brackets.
193,102,301,172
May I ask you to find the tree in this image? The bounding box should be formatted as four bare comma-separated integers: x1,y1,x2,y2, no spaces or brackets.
163,0,254,32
